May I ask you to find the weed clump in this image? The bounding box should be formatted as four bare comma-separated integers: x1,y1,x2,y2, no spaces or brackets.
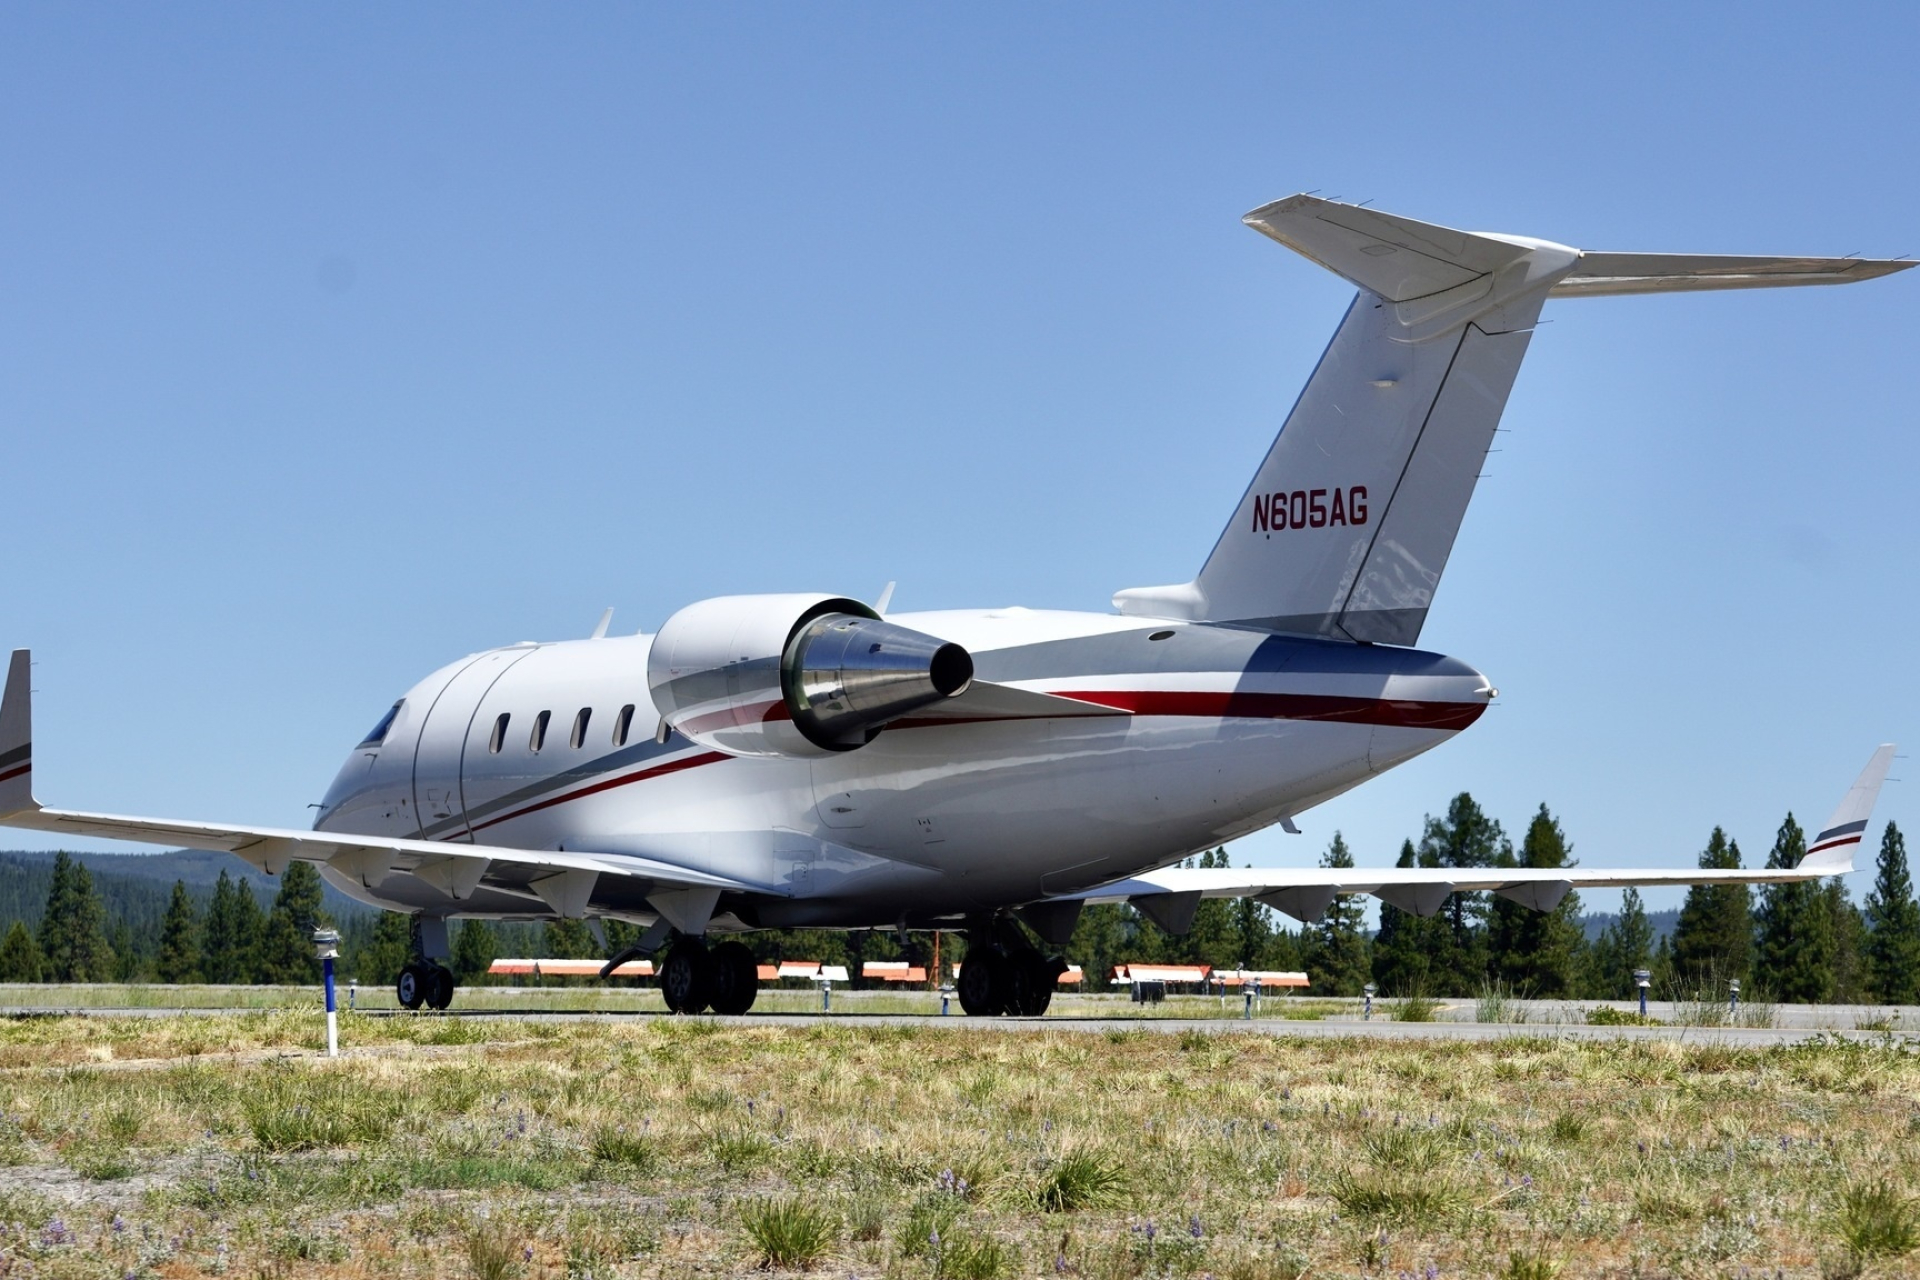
464,1217,525,1280
1833,1178,1920,1261
589,1125,657,1172
245,1071,396,1152
741,1196,836,1270
1033,1149,1128,1212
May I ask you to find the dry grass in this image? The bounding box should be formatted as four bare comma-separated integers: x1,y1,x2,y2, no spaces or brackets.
0,1012,1915,1276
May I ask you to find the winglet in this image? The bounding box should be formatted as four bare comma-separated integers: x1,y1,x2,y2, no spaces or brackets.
1800,743,1897,872
0,651,38,818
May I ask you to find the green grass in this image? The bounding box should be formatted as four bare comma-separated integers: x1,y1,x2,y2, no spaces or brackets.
0,1010,1913,1277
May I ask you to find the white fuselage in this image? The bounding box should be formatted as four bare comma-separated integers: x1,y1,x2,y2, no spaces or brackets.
314,608,1493,929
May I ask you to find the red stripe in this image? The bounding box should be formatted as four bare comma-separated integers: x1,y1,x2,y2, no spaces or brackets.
0,763,28,785
465,751,729,836
458,689,1481,836
1806,835,1862,858
1046,689,1488,731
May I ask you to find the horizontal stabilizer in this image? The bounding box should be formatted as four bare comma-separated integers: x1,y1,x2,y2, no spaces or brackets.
1243,195,1543,307
1553,252,1914,297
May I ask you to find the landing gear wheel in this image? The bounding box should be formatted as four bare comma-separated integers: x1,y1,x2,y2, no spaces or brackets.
397,962,426,1010
706,941,760,1015
1012,954,1056,1017
660,939,711,1014
424,964,456,1011
957,950,1007,1016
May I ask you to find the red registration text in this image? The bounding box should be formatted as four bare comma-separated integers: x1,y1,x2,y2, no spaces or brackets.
1250,486,1367,532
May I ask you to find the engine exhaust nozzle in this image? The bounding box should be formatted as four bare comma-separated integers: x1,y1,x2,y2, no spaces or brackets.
783,613,974,750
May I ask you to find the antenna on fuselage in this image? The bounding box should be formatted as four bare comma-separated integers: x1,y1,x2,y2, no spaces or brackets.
874,582,897,615
589,607,614,640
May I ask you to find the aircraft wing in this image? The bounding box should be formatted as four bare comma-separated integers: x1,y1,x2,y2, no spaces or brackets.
0,651,753,910
1057,744,1896,930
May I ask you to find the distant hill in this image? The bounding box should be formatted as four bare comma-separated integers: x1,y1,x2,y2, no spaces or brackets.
0,848,373,935
1578,908,1679,943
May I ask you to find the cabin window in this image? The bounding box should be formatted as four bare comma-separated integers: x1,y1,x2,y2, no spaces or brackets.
570,707,591,749
613,704,635,747
488,713,510,754
1148,630,1175,642
529,709,551,753
358,700,404,747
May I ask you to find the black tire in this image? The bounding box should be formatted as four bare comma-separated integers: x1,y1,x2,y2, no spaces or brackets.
1001,954,1037,1017
956,951,1004,1016
707,941,760,1015
397,962,426,1010
1015,955,1056,1017
425,964,456,1011
660,939,710,1014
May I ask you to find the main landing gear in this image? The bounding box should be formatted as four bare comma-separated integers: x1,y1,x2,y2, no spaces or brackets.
397,960,456,1011
658,937,760,1016
956,921,1067,1017
397,914,456,1011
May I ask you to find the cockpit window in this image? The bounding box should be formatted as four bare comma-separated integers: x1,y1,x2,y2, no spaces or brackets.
358,701,404,748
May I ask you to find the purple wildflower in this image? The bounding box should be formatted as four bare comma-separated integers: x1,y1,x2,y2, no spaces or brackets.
1188,1215,1203,1239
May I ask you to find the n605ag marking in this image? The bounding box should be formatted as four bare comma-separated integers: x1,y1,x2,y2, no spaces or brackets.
1251,486,1367,533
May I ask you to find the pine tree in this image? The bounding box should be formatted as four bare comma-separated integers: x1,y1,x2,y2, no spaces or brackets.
1065,904,1131,987
1671,827,1752,984
1416,794,1503,993
1865,823,1920,1003
1753,813,1834,1003
256,862,327,984
351,910,414,987
37,852,115,982
1486,805,1584,997
1304,832,1371,995
1586,887,1653,999
202,870,264,983
154,880,201,984
1827,880,1869,1004
0,921,44,982
201,870,241,983
543,918,601,960
1182,848,1240,968
452,920,498,982
1371,839,1436,994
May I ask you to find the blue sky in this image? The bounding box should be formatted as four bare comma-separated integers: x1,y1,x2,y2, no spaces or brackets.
2,6,1913,914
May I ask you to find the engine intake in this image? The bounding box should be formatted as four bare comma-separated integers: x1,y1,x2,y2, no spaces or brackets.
647,593,974,758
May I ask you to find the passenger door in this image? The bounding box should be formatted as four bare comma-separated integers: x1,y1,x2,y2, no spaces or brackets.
410,648,533,841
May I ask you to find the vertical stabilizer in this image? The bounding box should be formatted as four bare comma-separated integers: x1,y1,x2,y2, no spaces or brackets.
0,651,37,818
1800,743,1897,871
1114,195,1912,644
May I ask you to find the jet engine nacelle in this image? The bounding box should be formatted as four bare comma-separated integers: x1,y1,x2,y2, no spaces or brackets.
646,593,974,758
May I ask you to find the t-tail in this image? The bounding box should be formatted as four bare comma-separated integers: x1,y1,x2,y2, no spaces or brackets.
1114,195,1913,644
